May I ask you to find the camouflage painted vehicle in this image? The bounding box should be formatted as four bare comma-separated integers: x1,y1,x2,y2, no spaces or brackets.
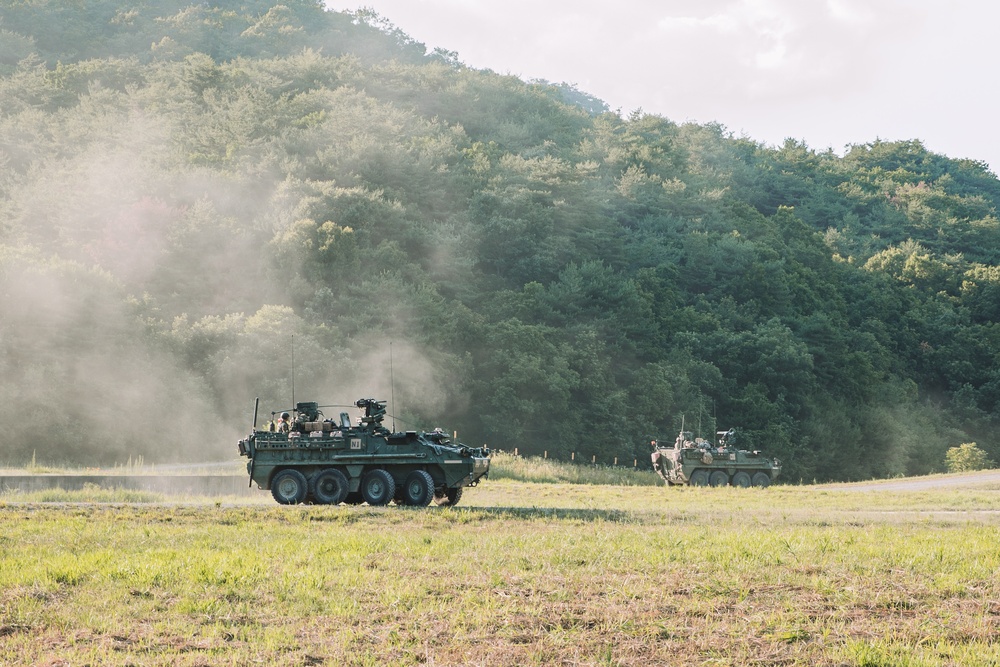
650,429,781,487
237,398,490,506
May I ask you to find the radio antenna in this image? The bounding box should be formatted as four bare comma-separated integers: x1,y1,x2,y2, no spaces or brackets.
290,334,296,415
390,341,396,431
697,400,702,439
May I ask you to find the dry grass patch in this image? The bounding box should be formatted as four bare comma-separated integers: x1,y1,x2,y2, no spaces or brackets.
1,482,1000,665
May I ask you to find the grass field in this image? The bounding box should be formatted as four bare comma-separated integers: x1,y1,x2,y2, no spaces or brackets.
2,466,1000,666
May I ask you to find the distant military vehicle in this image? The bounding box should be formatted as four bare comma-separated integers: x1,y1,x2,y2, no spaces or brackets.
237,398,490,506
650,428,780,487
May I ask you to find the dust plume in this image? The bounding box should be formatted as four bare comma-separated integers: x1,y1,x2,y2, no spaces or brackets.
0,247,227,465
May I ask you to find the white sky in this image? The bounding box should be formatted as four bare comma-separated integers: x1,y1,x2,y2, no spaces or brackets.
327,0,999,174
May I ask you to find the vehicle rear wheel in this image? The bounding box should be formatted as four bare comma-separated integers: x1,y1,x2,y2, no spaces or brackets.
402,470,435,506
310,468,349,505
433,486,463,506
689,469,710,486
361,469,395,506
751,472,771,487
709,470,729,487
732,471,752,488
271,469,308,505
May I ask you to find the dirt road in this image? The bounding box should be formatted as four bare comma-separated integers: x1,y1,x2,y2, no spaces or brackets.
817,469,1000,491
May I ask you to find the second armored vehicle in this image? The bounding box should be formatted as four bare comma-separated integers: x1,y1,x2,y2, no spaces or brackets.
651,429,780,487
237,398,490,506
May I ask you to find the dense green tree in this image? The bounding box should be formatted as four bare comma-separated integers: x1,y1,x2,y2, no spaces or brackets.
1,0,998,478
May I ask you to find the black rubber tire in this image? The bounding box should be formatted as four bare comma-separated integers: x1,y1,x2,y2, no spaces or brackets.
689,469,710,486
433,486,463,506
402,470,435,507
709,470,729,487
271,469,308,505
732,471,752,488
310,468,349,505
361,469,395,506
751,472,771,488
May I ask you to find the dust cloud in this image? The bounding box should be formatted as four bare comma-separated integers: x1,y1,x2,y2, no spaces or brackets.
0,50,476,467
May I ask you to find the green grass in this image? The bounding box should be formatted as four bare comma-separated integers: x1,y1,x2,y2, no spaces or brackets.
488,451,662,486
0,458,247,476
0,482,164,504
2,475,1000,665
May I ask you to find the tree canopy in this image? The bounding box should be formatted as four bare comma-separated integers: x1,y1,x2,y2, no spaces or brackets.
2,0,999,480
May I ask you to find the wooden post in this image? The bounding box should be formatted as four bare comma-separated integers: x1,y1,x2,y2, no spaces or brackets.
544,451,547,459
571,452,575,461
514,447,518,457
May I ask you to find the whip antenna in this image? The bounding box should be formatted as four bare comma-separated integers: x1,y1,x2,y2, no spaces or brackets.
290,334,295,415
390,341,396,431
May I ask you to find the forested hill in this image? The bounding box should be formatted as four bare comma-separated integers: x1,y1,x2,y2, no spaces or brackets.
3,0,1000,481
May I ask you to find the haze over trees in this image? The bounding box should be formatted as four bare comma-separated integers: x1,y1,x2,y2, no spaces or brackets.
2,0,999,481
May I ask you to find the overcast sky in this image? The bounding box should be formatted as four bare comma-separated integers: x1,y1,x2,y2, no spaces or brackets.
327,0,999,174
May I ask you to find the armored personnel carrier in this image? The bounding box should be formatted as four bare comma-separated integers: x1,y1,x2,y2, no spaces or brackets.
650,428,780,487
237,398,490,506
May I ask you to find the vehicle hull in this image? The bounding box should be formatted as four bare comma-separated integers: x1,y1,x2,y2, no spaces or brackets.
651,432,780,487
238,400,489,505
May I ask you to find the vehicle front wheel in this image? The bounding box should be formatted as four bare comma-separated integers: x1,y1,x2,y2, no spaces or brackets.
402,470,434,506
271,469,308,505
433,486,463,506
361,469,396,506
709,470,729,487
689,470,710,486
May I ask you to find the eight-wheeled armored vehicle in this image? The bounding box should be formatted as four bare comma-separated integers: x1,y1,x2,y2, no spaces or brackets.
650,428,780,487
237,398,490,506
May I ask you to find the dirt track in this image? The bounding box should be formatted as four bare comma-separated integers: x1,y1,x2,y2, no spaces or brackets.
816,469,1000,491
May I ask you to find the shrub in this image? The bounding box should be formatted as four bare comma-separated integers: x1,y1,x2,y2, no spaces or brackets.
945,442,995,473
